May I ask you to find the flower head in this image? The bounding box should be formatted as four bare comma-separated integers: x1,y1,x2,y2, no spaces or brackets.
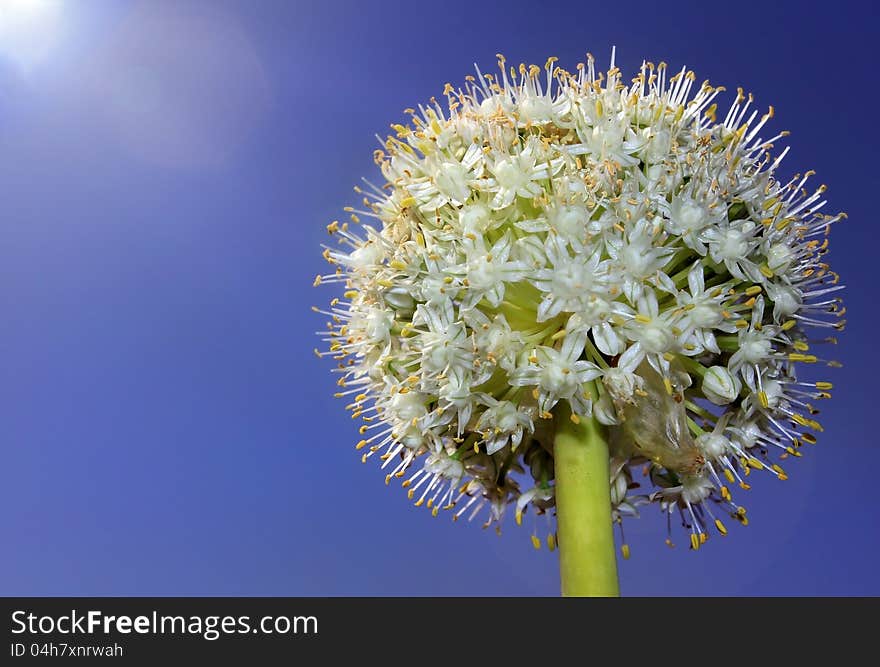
315,52,845,552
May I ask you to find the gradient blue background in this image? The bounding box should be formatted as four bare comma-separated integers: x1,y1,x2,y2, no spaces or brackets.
1,0,876,596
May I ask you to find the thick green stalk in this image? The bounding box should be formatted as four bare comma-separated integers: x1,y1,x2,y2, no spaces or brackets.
553,403,619,597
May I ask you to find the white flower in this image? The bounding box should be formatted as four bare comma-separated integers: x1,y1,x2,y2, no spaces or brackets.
679,474,714,504
677,262,728,330
602,343,646,408
620,291,680,375
765,280,802,321
407,143,484,211
413,301,474,382
509,330,602,417
530,235,614,322
702,220,762,281
450,233,529,310
316,52,845,546
438,374,475,437
664,191,723,255
728,297,781,389
464,310,523,373
570,111,645,166
475,396,534,455
544,201,592,240
695,413,734,461
487,139,552,209
607,219,676,301
457,201,499,237
765,241,795,274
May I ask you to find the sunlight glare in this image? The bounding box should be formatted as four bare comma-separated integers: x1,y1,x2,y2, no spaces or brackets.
0,0,64,73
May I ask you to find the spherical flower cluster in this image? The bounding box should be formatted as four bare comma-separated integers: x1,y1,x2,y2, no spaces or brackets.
314,52,844,553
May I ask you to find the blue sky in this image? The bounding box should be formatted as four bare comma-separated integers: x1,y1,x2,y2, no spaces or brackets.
1,0,876,596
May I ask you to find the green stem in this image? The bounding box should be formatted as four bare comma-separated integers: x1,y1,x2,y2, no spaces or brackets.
553,403,620,597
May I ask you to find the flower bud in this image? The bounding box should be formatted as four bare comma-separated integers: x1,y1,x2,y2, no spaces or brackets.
702,366,741,405
593,392,619,426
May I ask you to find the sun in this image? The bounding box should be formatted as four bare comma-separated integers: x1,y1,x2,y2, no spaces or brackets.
0,0,63,73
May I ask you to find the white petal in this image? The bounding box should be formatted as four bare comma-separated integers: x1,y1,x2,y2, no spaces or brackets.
617,342,644,373
593,322,623,356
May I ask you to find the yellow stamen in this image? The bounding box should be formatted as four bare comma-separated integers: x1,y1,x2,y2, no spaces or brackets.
792,414,823,431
